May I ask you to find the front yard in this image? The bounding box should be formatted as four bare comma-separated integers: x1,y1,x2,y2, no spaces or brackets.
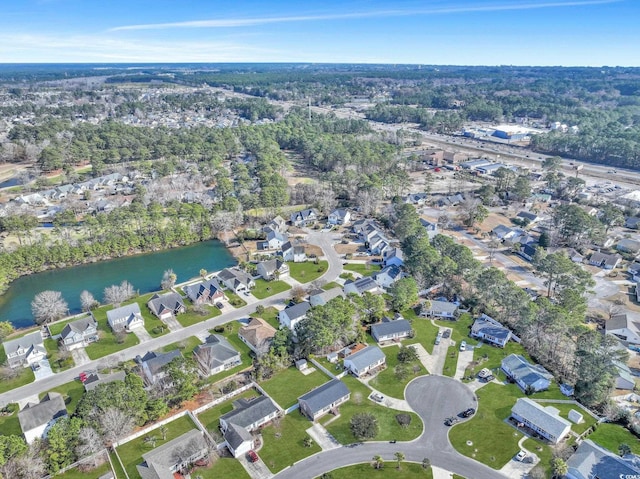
287,261,329,283
442,346,459,378
250,306,279,329
252,279,292,299
176,298,221,328
44,338,74,373
0,349,35,394
259,413,321,473
342,263,382,277
368,345,427,399
191,458,250,479
162,336,204,356
260,367,331,409
0,404,21,436
84,313,139,360
41,379,86,414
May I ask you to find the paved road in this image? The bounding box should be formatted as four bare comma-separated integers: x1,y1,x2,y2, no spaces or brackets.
0,232,341,407
274,376,510,479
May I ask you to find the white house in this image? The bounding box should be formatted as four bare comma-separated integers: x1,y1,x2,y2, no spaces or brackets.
278,301,312,331
510,398,571,444
605,314,640,345
565,439,640,479
343,277,383,296
309,287,344,307
193,335,241,377
290,208,318,227
3,331,47,368
18,393,67,444
420,219,438,239
298,379,350,421
107,303,144,332
220,396,280,457
374,265,404,289
589,251,622,270
383,247,404,268
501,354,553,393
238,318,276,356
470,315,512,348
420,300,458,319
281,241,307,263
343,345,386,377
328,209,351,226
218,268,255,294
256,258,289,281
371,319,413,343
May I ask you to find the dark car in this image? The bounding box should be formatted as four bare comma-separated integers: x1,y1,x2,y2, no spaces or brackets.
460,408,476,418
442,329,451,339
215,302,224,309
246,450,259,463
444,416,459,426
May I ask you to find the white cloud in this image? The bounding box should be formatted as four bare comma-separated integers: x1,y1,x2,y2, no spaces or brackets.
109,0,621,31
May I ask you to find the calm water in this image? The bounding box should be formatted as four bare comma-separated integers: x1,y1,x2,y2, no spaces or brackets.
0,240,236,328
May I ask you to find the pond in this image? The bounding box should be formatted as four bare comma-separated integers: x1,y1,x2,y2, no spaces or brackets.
0,240,236,328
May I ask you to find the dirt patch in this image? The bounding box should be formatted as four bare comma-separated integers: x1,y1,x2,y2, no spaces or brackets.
305,245,323,257
334,243,362,255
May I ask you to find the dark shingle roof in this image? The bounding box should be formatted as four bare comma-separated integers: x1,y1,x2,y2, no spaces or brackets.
282,301,311,321
298,379,350,415
2,331,44,356
220,396,278,430
147,292,185,316
371,319,412,339
18,392,67,432
193,335,239,369
140,350,182,377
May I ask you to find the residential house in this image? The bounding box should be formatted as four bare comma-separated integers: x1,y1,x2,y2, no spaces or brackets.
220,396,280,457
613,361,636,390
517,243,539,262
404,193,428,205
147,292,186,321
18,393,67,444
625,217,640,229
278,301,311,331
264,215,287,233
605,314,640,345
420,218,438,239
218,268,255,294
290,208,318,227
328,209,351,226
510,398,571,444
259,229,287,251
420,300,458,319
501,354,553,393
106,303,144,332
281,241,307,263
59,316,98,350
3,331,46,368
470,315,512,348
343,345,386,377
256,258,289,281
309,287,345,307
183,278,225,305
617,238,640,255
352,219,378,236
368,234,391,255
298,379,351,421
629,262,640,281
516,211,541,224
565,248,584,263
383,247,404,268
371,319,413,343
343,277,383,296
437,193,465,207
589,251,622,270
492,225,517,240
238,318,276,356
137,350,182,386
565,439,640,479
373,265,404,289
136,429,209,479
193,335,241,377
82,371,126,392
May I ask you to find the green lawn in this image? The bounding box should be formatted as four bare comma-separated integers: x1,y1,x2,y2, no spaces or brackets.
343,263,382,277
324,376,422,444
320,462,433,479
109,450,127,479
84,313,139,360
322,282,341,291
260,413,321,473
590,423,640,455
41,380,86,414
116,415,197,479
48,316,83,337
55,460,112,479
368,346,427,399
434,313,477,347
403,308,439,355
252,279,292,299
449,382,524,469
537,401,597,435
0,404,21,436
44,338,75,373
0,350,35,394
162,336,203,356
226,291,247,308
201,320,254,385
197,389,259,433
250,306,279,329
288,261,329,283
260,367,330,409
176,299,221,328
192,457,250,479
466,341,530,380
523,437,552,478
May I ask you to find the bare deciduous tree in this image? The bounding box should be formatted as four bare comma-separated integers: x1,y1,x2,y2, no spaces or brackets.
161,269,177,290
31,290,68,324
80,290,98,312
98,407,135,446
103,281,135,306
76,426,103,466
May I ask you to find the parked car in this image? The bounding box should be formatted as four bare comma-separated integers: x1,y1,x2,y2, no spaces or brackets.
442,329,451,339
444,416,459,426
371,393,384,403
515,450,527,462
246,450,259,463
434,334,441,345
215,302,224,309
460,408,476,418
459,341,467,352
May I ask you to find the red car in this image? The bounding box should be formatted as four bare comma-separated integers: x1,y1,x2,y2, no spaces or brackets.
246,450,259,463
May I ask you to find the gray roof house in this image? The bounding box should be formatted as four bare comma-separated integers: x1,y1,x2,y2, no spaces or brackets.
420,300,458,319
420,218,438,239
566,439,640,479
290,208,318,227
501,354,553,393
589,251,622,270
470,315,512,348
281,241,307,263
618,238,640,255
491,224,516,240
383,247,404,268
626,217,640,229
256,258,289,281
328,209,351,226
3,330,46,368
147,292,186,321
220,396,280,457
309,287,345,307
374,265,404,289
183,278,225,305
18,392,67,444
605,314,640,345
59,315,98,350
259,230,287,251
298,379,350,421
106,303,144,332
137,350,182,386
371,319,413,343
278,301,312,331
82,371,127,392
510,398,571,444
136,429,209,479
193,335,241,377
343,345,386,377
218,268,255,293
343,277,383,296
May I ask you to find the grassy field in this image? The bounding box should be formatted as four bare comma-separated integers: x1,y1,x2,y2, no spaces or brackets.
197,389,260,433
343,263,382,277
523,437,553,478
322,282,341,291
403,308,439,355
109,450,127,479
259,413,322,473
86,310,139,360
192,457,250,479
161,336,203,356
175,298,221,328
323,376,422,444
41,380,86,414
467,340,531,379
288,261,329,283
321,462,433,479
116,414,197,479
368,346,427,399
590,423,640,455
538,401,597,435
226,291,247,307
55,460,112,479
0,348,35,393
252,279,291,299
250,306,279,329
44,338,75,373
0,405,21,436
260,367,330,409
449,382,524,469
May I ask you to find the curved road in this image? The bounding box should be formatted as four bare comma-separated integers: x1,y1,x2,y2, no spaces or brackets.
274,376,510,479
0,231,342,407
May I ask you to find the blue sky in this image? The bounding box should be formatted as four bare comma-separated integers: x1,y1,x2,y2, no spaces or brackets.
0,0,636,65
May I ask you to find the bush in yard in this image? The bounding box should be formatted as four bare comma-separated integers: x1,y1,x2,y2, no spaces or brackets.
397,345,418,363
396,414,411,428
213,326,225,333
350,412,379,439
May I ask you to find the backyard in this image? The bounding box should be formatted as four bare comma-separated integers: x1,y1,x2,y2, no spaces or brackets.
252,279,292,299
288,261,329,283
54,460,112,479
191,457,250,479
0,348,34,394
0,404,21,436
176,298,221,328
589,423,640,455
368,345,427,399
342,263,382,277
260,366,330,409
197,389,260,433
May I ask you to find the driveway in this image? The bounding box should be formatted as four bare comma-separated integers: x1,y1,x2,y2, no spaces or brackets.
239,454,273,479
132,327,152,343
70,347,91,367
274,376,510,479
162,315,182,332
306,423,340,451
33,359,54,381
454,349,474,380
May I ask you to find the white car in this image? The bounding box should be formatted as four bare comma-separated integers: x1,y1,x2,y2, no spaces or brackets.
459,341,467,352
515,450,527,462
